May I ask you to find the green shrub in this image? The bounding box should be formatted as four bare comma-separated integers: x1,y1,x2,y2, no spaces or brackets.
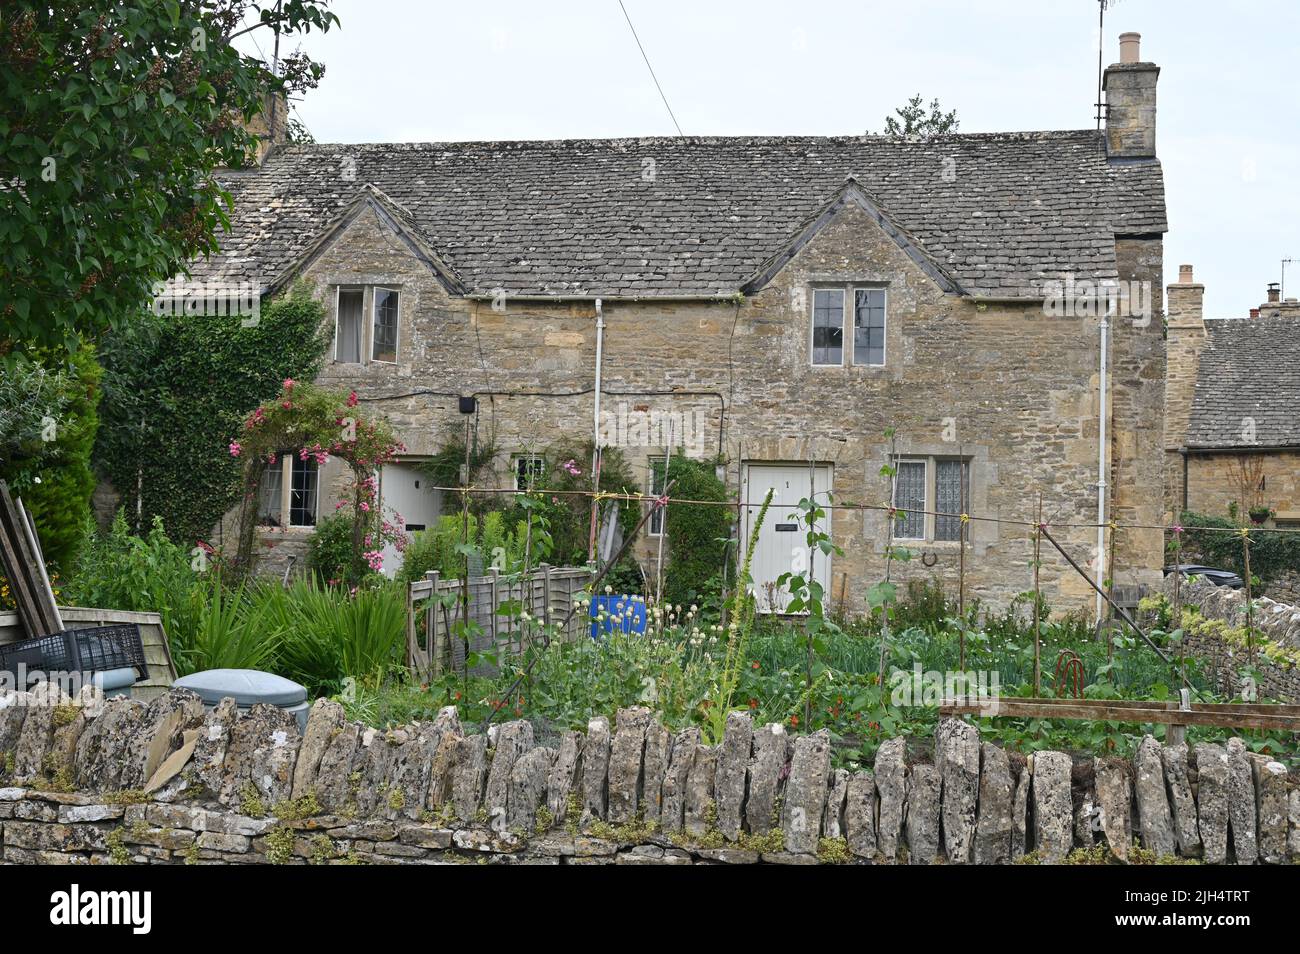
0,344,102,573
63,512,201,650
306,511,365,586
395,510,540,585
396,514,478,584
1179,509,1300,584
660,457,732,608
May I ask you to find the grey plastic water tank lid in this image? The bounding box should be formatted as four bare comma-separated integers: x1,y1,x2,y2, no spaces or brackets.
92,667,137,692
172,668,308,708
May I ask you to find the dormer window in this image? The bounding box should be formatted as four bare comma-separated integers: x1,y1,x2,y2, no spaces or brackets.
810,285,887,367
334,286,401,364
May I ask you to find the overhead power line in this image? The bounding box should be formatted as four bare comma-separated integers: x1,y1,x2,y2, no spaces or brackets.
617,0,684,137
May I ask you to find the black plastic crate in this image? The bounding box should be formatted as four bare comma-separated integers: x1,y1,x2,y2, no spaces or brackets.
0,624,147,682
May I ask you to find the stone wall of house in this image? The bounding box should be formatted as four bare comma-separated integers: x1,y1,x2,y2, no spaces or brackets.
1161,574,1300,703
1163,269,1204,517
223,196,1166,614
2,687,1296,865
1182,451,1300,524
1111,236,1167,585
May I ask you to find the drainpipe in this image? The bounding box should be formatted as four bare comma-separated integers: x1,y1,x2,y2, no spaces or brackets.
1095,314,1110,626
587,300,606,562
592,298,605,449
1180,447,1189,514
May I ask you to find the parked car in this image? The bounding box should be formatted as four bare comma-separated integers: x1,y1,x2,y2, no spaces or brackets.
1162,564,1244,589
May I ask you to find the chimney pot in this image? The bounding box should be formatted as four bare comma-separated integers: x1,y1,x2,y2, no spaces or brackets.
1178,264,1194,283
1103,34,1158,159
1267,282,1281,303
1119,32,1141,64
1250,308,1260,319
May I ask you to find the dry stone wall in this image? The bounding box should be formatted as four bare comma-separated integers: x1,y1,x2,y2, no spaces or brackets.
1,688,1297,865
1163,575,1300,703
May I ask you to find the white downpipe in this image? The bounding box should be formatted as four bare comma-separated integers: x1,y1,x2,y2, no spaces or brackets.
588,299,605,563
1096,314,1110,626
592,299,605,450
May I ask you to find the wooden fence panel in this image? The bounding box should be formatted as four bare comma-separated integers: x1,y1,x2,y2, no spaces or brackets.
405,564,593,679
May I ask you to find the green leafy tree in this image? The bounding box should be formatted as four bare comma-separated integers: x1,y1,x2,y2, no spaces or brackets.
0,0,338,354
882,94,960,139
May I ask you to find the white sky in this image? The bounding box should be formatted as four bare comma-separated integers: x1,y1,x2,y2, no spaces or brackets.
243,0,1300,318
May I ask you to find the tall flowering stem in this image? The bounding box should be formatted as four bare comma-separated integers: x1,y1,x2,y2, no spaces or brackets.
709,487,772,744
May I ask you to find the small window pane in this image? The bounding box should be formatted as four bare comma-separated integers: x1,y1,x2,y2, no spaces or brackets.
372,288,399,362
894,460,925,539
812,289,843,365
514,455,544,491
649,457,666,535
935,459,969,542
290,456,318,527
854,288,886,365
337,289,363,362
257,463,283,527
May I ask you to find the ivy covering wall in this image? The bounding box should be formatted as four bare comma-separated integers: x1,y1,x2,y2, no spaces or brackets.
94,283,331,548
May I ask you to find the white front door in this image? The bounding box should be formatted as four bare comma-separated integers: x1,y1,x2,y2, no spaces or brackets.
378,462,442,577
741,463,832,613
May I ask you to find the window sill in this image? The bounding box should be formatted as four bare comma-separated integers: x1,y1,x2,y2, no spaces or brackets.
809,362,887,369
256,525,318,536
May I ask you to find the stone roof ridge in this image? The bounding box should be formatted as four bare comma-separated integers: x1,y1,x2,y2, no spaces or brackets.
276,129,1106,153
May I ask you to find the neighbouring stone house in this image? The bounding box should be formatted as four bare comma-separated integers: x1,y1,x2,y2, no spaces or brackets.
187,34,1169,615
1165,269,1300,527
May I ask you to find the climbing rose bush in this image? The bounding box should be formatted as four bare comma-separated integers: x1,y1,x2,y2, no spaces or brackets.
230,380,406,582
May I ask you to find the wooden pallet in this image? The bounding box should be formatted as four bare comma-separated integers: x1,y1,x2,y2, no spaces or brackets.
0,480,62,638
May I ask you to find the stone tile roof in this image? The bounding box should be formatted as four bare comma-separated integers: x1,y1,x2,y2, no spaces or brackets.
1186,316,1300,449
194,130,1166,299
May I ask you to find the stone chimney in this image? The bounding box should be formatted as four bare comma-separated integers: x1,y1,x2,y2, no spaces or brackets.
1164,264,1204,452
242,89,289,165
1258,282,1300,318
1103,32,1159,159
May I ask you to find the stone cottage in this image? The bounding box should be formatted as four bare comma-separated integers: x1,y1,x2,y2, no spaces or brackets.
193,34,1169,615
1165,269,1300,526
